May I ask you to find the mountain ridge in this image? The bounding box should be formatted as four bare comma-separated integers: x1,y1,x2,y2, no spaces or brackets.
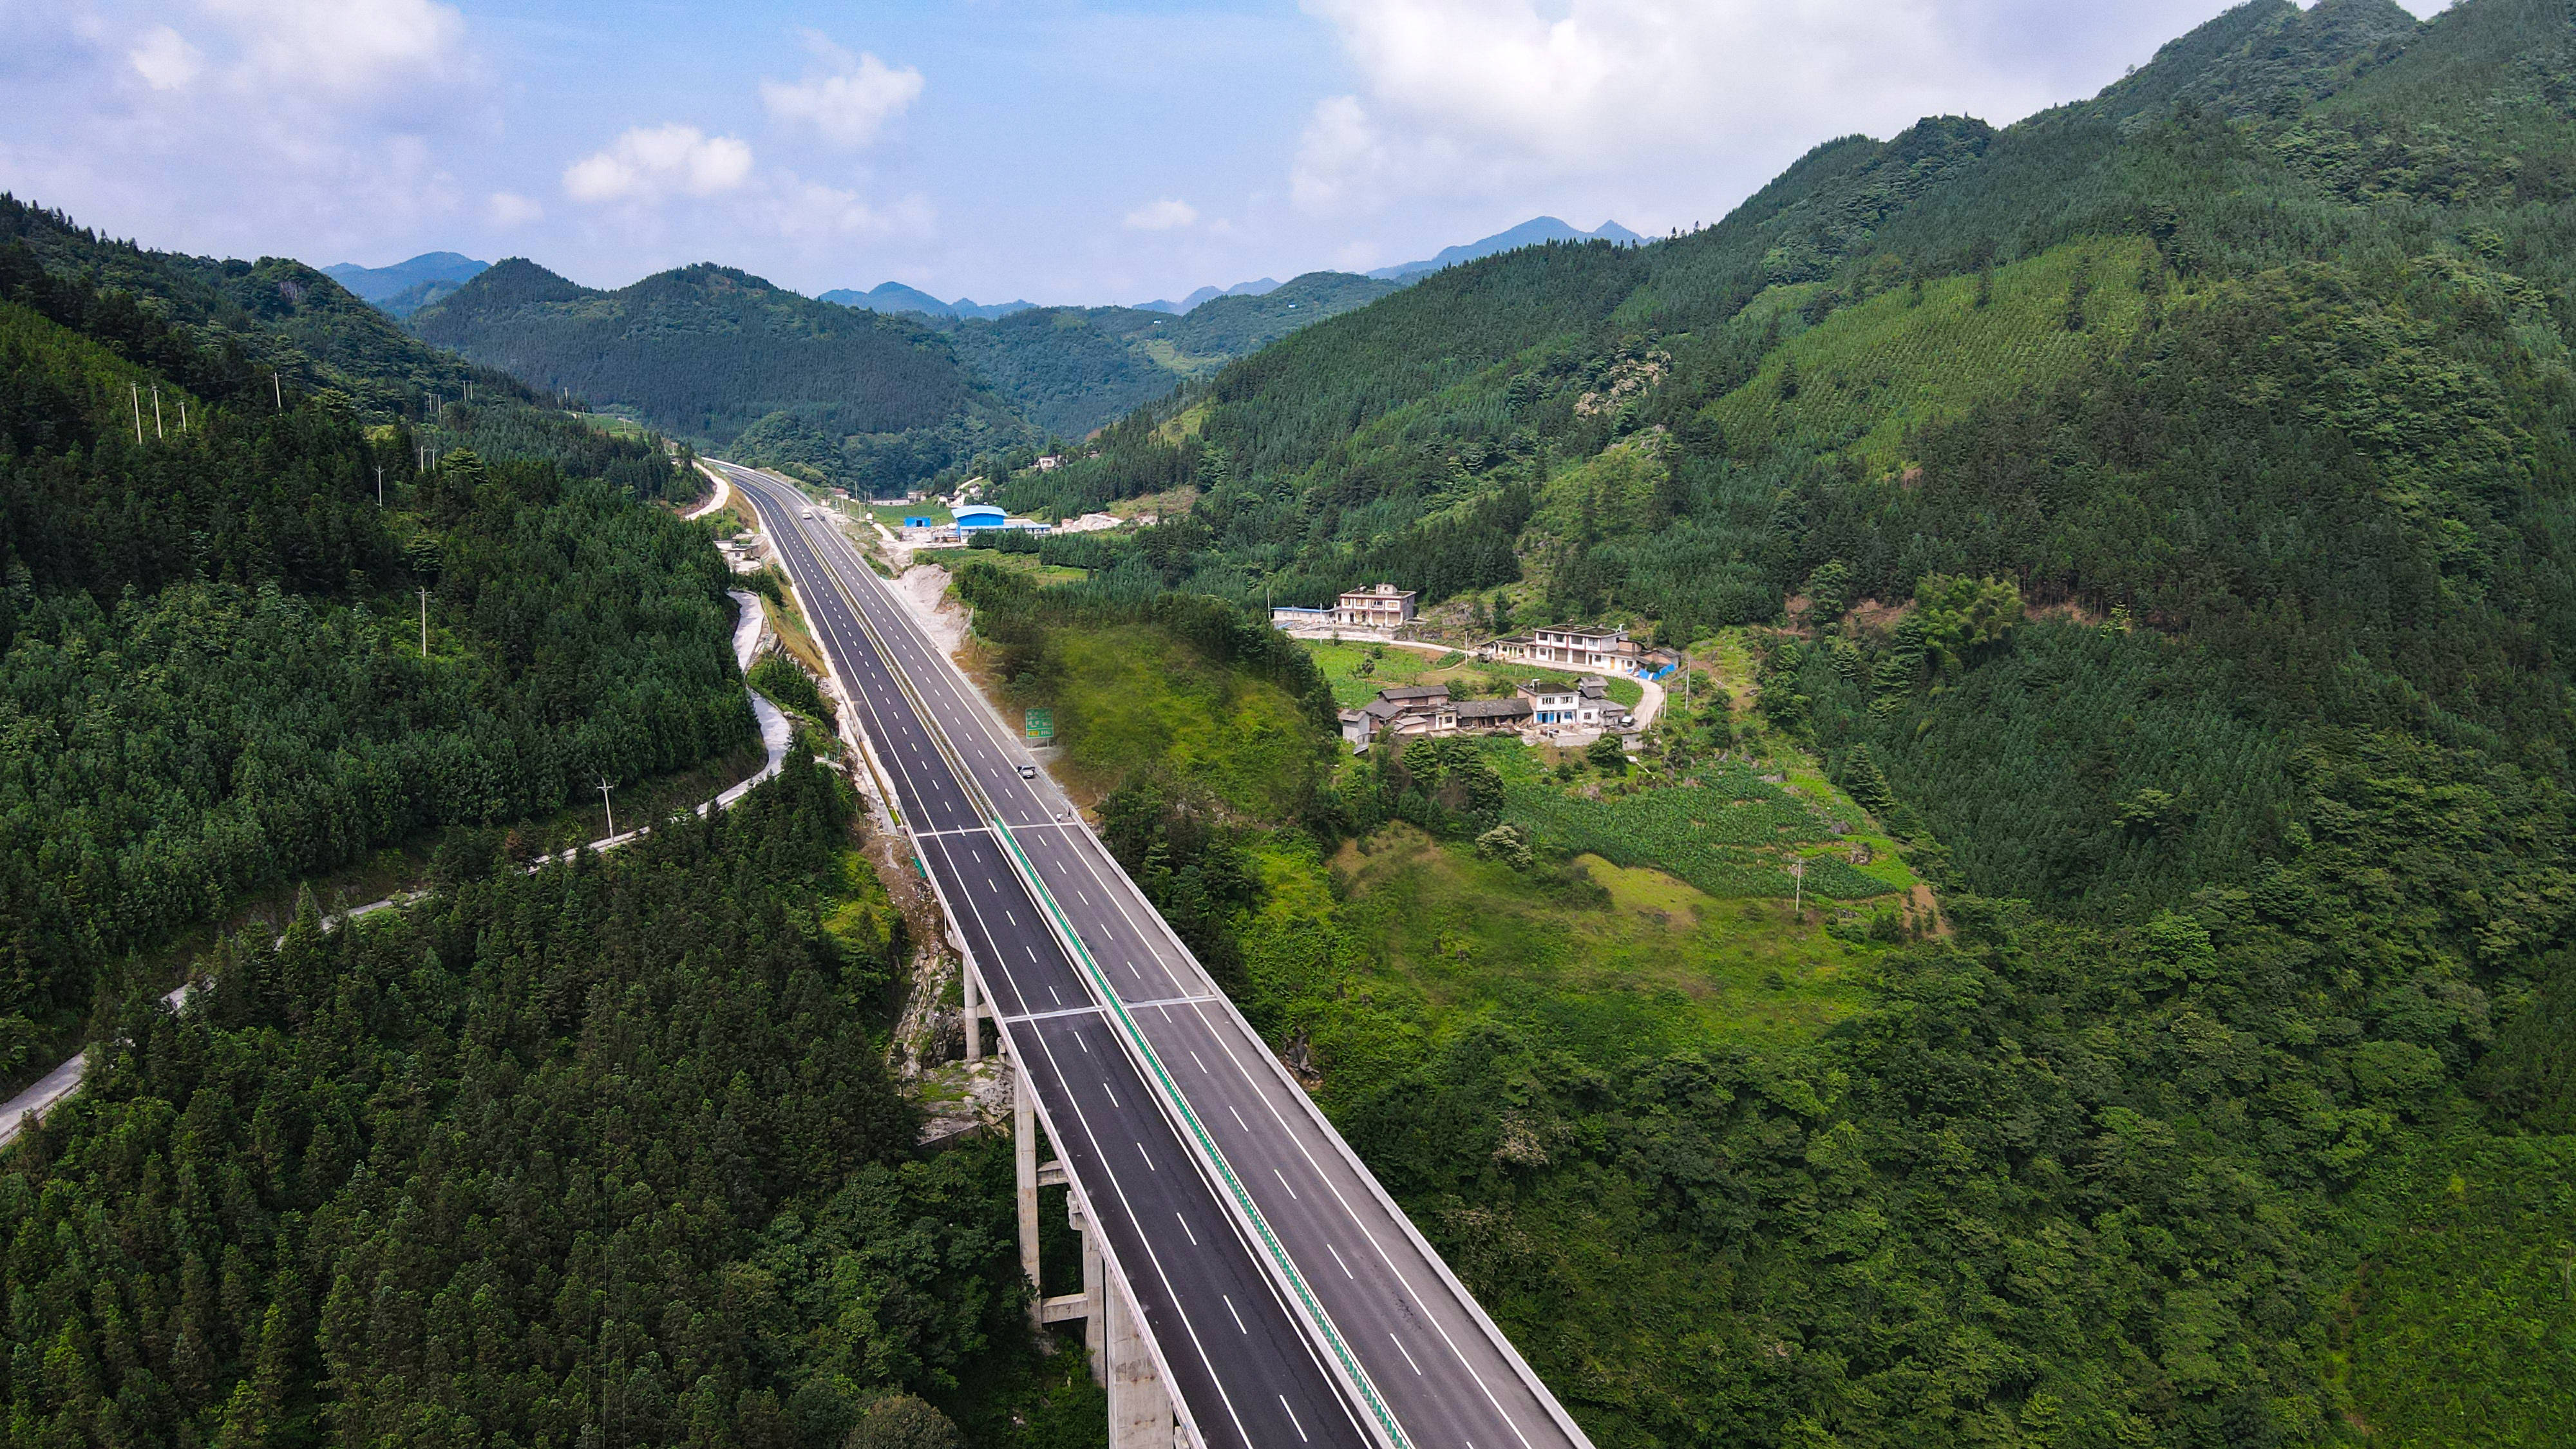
817,281,1035,320
412,256,1027,483
1366,215,1642,279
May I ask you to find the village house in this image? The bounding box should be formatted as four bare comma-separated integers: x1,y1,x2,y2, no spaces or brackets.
1486,624,1644,675
1453,697,1533,732
1332,583,1418,631
1338,683,1532,750
1519,679,1580,726
1339,683,1446,748
1517,676,1625,731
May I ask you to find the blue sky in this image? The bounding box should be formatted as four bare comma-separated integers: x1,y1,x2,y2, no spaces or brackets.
1,0,2447,307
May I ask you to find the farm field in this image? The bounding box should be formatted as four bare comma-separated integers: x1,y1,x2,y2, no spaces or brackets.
1489,743,1914,903
1303,639,1645,710
923,548,1090,587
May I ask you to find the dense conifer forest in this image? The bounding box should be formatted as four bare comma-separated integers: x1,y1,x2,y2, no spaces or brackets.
0,757,1095,1448
0,211,747,1096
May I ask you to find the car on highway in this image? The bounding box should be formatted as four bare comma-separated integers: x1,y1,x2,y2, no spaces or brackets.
1017,763,1037,779
799,507,814,519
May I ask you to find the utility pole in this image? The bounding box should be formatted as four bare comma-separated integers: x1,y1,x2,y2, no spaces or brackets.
151,384,164,440
1789,859,1806,916
598,777,617,838
129,383,143,444
273,374,282,410
418,588,430,656
176,396,187,433
376,466,384,504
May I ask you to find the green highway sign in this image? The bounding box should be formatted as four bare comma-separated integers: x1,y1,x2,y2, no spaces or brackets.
1023,707,1054,742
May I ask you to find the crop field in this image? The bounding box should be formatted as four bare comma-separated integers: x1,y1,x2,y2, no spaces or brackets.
1305,640,1645,710
1707,235,2158,470
1499,752,1911,902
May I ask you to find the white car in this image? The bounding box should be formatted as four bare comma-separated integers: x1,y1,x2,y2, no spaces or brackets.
1017,764,1037,780
799,507,815,519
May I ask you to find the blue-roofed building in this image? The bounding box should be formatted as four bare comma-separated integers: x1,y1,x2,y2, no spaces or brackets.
954,504,1008,530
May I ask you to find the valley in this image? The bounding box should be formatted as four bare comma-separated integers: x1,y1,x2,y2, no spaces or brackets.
5,0,2576,1444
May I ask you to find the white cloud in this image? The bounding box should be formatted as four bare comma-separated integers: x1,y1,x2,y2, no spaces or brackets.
564,124,755,204
485,191,543,227
1289,0,2225,214
201,0,467,102
761,33,924,149
128,26,202,91
764,176,934,240
1124,198,1199,231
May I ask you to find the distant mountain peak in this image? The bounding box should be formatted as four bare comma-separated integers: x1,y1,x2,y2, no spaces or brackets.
1139,277,1282,315
322,251,488,304
818,282,1034,321
1365,218,1639,280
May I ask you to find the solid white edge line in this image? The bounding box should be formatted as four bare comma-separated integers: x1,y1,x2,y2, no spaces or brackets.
725,467,1262,1449
766,471,1388,1448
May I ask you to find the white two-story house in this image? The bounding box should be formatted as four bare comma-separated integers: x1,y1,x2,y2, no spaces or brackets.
1332,583,1418,630
1489,624,1642,675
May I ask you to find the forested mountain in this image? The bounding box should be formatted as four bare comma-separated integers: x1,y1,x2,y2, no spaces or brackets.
0,758,1095,1447
0,204,744,1087
323,251,488,301
323,251,488,317
412,258,1031,485
2,197,527,424
974,0,2576,1439
403,245,1396,485
842,270,1405,442
1135,276,1276,315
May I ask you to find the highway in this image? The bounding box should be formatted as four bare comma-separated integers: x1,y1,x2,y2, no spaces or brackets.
715,462,1591,1449
721,466,1369,1449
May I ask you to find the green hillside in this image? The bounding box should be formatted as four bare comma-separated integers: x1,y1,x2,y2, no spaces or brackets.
954,0,2576,1442
0,210,744,1082
1,195,529,423
0,201,1103,1448
413,258,1031,484
1705,235,2159,468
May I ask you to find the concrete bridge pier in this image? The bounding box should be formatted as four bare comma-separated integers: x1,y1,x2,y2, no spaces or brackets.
1016,1063,1186,1447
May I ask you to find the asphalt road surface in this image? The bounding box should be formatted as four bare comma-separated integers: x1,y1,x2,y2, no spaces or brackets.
718,462,1591,1449
721,466,1370,1449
